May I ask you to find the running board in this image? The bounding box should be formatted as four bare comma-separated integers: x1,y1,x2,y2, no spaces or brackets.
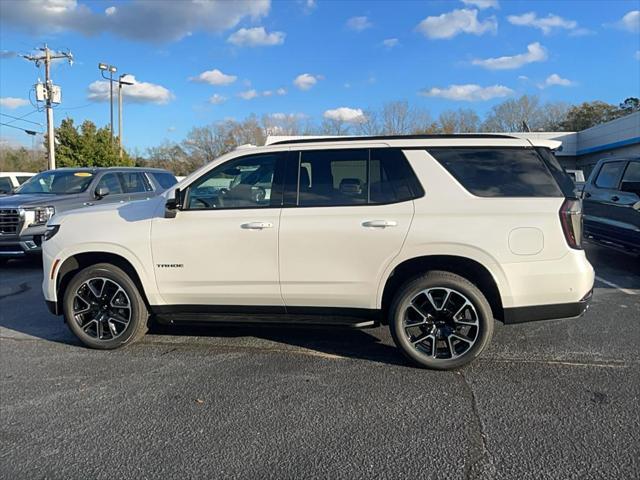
154,313,378,328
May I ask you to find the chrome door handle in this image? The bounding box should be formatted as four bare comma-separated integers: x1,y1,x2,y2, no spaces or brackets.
241,222,273,230
362,220,398,228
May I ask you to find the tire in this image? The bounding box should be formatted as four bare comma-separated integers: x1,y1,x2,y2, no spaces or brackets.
63,263,149,349
389,271,494,370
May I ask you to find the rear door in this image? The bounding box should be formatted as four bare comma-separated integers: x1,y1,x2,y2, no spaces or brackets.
278,148,419,310
583,161,628,242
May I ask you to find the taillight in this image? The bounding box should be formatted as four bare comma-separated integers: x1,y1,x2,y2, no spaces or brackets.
559,198,583,249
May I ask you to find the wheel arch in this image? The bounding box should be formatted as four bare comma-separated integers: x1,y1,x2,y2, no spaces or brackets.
379,255,505,324
56,252,151,309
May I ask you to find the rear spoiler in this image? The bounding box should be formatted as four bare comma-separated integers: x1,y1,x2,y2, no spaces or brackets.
527,139,563,151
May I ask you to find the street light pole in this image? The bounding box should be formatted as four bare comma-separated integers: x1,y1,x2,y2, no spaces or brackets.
118,79,122,157
98,63,118,143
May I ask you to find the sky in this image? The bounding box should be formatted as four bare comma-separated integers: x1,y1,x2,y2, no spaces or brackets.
0,0,639,152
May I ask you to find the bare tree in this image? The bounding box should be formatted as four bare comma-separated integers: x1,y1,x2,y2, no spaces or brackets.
481,95,542,132
537,101,570,131
438,108,480,133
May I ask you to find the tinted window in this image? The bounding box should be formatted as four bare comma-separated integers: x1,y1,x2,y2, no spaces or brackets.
16,176,32,185
536,148,575,197
120,172,152,193
97,173,124,194
152,172,177,189
595,161,626,189
298,149,368,206
187,154,278,209
370,148,423,204
622,161,640,183
0,177,12,194
428,148,563,197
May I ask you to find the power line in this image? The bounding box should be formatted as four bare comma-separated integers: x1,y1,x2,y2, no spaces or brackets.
0,122,41,135
0,112,43,127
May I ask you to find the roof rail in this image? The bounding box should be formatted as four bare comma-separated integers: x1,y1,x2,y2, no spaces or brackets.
268,133,517,146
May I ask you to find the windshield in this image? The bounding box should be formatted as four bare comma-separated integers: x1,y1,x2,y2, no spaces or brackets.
15,170,95,195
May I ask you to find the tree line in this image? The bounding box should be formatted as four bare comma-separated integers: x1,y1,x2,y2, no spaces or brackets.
1,95,638,175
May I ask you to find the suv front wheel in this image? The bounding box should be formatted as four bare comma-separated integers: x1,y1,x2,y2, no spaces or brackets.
389,271,494,370
63,263,149,349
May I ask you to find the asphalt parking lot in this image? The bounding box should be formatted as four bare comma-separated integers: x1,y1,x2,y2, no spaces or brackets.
1,244,639,480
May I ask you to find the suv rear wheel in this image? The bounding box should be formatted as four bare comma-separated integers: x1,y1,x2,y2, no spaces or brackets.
389,271,494,370
63,263,148,349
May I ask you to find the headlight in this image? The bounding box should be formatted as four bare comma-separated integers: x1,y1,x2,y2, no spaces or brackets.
43,225,60,241
26,206,55,226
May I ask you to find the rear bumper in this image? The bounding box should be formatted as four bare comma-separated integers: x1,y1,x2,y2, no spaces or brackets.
503,289,592,324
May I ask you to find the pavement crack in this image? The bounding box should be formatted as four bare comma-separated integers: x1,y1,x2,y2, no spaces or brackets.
458,370,495,480
0,282,30,300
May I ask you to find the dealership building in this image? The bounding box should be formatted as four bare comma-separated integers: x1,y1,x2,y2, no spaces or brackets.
516,111,640,176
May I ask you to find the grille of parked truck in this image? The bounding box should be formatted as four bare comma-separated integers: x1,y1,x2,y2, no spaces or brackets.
41,135,594,369
0,167,176,262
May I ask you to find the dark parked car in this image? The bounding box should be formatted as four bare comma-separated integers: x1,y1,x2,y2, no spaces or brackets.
0,167,177,262
582,157,640,253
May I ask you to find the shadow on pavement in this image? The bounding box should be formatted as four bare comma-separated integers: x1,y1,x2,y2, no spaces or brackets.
585,243,640,290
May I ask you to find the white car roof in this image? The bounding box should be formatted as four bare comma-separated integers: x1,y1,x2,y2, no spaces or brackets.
0,172,36,176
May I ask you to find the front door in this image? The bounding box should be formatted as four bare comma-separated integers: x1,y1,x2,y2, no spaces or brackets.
151,152,285,306
279,148,418,309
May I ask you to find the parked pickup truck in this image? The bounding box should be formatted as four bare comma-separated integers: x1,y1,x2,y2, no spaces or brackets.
0,167,176,262
582,157,640,254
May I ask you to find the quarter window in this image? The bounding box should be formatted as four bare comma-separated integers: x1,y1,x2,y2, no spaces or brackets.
187,154,278,210
428,148,563,197
595,161,626,189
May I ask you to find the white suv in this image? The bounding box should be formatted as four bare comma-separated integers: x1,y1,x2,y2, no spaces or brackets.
42,135,594,369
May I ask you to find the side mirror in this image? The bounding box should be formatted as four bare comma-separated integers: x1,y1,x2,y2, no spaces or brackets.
95,186,110,199
621,181,640,196
165,187,182,218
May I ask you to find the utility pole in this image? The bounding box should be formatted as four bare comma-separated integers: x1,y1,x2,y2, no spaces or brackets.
22,45,73,170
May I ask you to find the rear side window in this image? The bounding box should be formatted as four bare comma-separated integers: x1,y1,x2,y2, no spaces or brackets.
595,161,626,189
16,176,32,185
0,177,12,194
622,161,640,183
151,172,177,189
295,148,422,207
536,148,575,197
428,148,563,197
119,172,153,193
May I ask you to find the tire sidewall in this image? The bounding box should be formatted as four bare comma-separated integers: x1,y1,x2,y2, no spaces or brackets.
63,264,146,349
390,273,494,370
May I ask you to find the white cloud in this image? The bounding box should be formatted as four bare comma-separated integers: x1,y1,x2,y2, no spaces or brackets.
461,0,499,9
416,9,497,39
190,69,237,86
617,10,640,33
302,0,316,13
0,0,271,43
293,73,321,90
227,26,285,46
635,50,640,60
507,12,578,35
382,38,399,49
88,75,173,104
209,94,227,105
276,88,287,95
323,107,366,123
238,89,259,100
539,73,574,88
346,16,372,32
105,6,116,16
0,97,29,109
472,42,547,70
0,50,17,59
420,84,513,101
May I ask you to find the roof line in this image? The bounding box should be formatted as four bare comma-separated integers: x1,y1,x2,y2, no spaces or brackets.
268,133,517,146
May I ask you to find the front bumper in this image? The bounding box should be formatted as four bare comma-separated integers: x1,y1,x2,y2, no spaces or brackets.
503,288,593,324
0,235,43,258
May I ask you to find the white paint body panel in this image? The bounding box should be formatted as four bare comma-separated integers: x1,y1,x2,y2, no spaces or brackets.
43,136,594,313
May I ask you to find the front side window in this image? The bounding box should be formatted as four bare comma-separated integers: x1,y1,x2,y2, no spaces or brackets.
428,148,563,197
96,173,124,194
151,172,177,189
595,161,626,189
186,154,278,210
16,170,94,194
